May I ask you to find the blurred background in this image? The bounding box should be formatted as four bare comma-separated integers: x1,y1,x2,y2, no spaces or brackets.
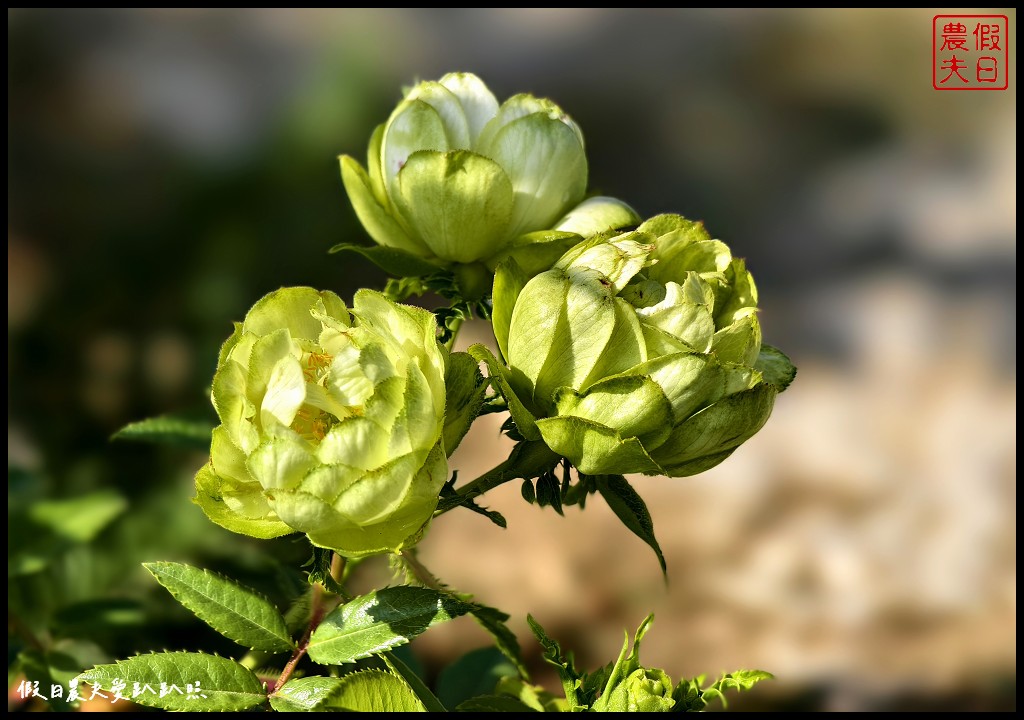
8,8,1015,711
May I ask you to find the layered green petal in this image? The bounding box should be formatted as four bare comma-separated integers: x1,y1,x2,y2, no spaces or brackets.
477,112,587,239
552,375,673,450
393,150,514,263
554,196,640,237
195,287,449,556
438,72,499,144
193,464,293,540
651,385,777,475
340,154,430,257
534,415,663,476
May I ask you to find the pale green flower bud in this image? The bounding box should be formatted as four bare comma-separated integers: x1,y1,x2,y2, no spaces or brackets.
591,615,676,712
340,72,638,271
600,668,676,712
194,287,449,557
481,214,796,478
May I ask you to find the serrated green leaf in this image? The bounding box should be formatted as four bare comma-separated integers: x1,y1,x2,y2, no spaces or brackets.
470,605,529,679
28,489,127,543
596,475,667,579
456,694,539,712
322,669,426,712
673,668,773,710
328,243,442,277
716,668,774,690
111,415,215,449
526,614,582,711
77,652,267,712
307,587,473,665
269,676,344,711
382,652,447,713
144,562,293,653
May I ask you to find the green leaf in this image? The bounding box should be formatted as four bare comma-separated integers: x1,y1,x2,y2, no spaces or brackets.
144,562,293,653
535,471,563,515
443,352,487,456
28,489,127,543
596,476,667,579
53,599,146,639
705,669,774,709
111,415,214,449
328,242,442,278
381,652,447,713
755,344,797,391
77,652,267,712
470,605,529,679
16,649,70,711
322,669,426,712
269,676,343,712
456,694,539,712
673,668,773,711
438,647,518,710
435,487,508,528
307,586,473,665
526,614,583,711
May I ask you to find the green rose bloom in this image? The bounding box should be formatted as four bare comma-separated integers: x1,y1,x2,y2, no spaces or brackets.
194,287,449,557
480,214,796,478
340,71,638,275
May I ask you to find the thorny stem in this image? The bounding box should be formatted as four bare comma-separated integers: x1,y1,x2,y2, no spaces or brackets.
271,554,345,694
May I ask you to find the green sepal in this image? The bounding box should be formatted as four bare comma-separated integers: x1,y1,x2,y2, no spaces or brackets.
328,242,443,278
339,152,429,258
754,344,797,391
468,343,541,441
596,475,667,579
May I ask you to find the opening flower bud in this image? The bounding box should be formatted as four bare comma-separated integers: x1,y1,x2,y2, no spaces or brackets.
485,214,796,478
